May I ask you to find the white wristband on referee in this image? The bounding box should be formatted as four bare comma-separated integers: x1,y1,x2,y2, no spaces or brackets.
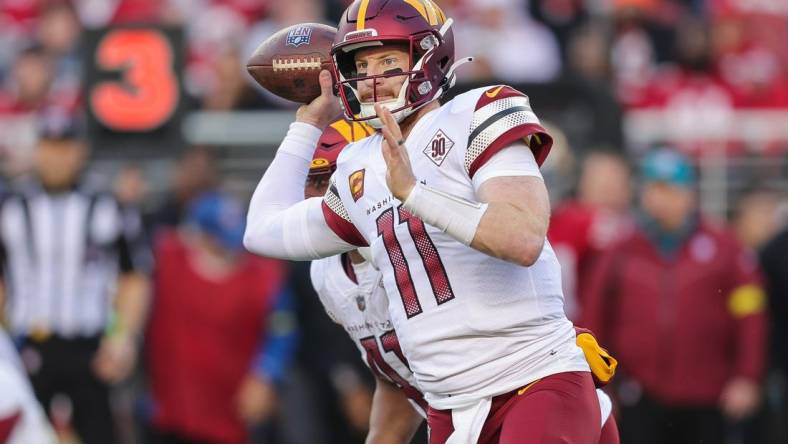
402,182,488,246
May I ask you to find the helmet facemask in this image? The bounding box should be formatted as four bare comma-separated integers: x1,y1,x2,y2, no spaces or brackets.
332,28,449,128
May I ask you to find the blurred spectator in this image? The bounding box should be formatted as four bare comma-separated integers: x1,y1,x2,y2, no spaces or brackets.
566,22,612,84
200,46,266,111
762,223,788,438
0,0,41,78
530,0,589,61
610,6,659,106
454,0,562,82
733,188,782,251
538,122,577,204
182,1,257,99
114,163,148,210
72,0,164,29
732,187,785,443
621,17,739,151
37,2,81,56
549,150,633,320
261,0,324,26
36,1,82,108
146,147,218,237
145,192,297,444
0,3,81,117
0,114,151,444
582,148,767,444
711,12,788,108
0,45,54,114
0,327,57,444
576,151,633,212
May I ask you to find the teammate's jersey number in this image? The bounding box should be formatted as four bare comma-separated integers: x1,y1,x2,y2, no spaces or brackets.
359,331,427,409
376,205,454,318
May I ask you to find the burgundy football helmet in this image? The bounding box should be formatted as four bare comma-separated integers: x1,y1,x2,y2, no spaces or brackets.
330,0,471,128
306,117,374,197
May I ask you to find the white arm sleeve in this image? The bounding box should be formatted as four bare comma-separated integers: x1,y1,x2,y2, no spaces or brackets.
244,122,356,260
471,141,542,191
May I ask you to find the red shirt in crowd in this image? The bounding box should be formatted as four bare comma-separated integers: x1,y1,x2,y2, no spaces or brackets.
146,231,286,444
548,201,632,321
581,221,766,405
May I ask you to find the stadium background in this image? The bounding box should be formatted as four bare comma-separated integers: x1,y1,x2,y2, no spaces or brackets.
0,0,786,443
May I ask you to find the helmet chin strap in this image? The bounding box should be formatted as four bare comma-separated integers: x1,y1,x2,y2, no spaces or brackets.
359,82,410,128
439,17,453,37
443,56,473,92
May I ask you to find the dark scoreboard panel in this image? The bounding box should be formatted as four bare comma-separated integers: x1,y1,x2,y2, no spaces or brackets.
84,27,185,155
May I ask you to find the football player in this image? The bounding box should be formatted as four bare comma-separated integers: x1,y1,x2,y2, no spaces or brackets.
308,118,426,443
246,1,600,442
307,121,621,444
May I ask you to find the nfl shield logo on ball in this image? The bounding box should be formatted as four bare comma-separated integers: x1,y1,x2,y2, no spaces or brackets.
286,26,313,47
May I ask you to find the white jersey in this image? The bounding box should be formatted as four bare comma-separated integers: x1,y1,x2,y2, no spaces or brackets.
0,331,57,444
321,85,589,408
311,253,428,417
312,254,615,429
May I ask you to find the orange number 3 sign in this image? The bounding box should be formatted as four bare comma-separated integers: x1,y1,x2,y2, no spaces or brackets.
91,29,179,132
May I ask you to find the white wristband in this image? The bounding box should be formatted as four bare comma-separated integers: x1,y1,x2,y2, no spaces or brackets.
402,182,488,246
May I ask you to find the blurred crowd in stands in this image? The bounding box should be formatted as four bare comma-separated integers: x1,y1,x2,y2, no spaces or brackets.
0,0,787,443
1,0,786,114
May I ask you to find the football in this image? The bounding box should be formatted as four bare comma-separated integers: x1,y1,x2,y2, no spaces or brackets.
247,23,337,104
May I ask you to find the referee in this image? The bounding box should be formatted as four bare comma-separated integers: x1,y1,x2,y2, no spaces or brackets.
0,114,150,444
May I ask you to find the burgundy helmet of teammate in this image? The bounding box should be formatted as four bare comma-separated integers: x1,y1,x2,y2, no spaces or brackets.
305,117,374,198
330,0,471,128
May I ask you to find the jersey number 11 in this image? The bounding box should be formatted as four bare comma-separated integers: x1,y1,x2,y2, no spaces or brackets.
376,205,455,318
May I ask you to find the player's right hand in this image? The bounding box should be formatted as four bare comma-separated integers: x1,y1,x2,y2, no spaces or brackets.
296,70,342,130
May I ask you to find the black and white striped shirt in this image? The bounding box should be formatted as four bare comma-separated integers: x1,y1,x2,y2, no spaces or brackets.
0,178,149,338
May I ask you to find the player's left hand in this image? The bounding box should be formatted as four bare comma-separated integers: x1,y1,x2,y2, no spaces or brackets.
376,104,417,201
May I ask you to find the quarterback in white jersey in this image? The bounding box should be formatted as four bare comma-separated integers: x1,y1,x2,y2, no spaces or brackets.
245,1,599,442
308,121,619,444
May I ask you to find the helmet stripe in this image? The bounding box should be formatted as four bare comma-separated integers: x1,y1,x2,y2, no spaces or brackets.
433,2,447,22
422,0,441,25
330,119,355,142
351,121,374,139
403,0,431,24
357,0,371,30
